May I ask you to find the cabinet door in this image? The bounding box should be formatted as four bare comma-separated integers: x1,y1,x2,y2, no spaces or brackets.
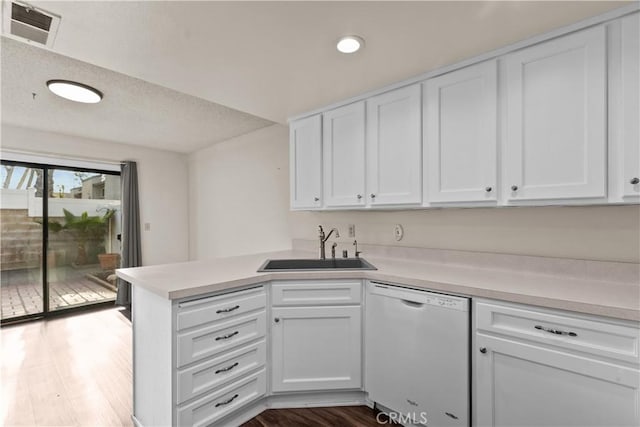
323,102,366,207
290,115,322,209
366,84,422,206
271,306,361,392
425,60,497,204
503,26,607,202
620,13,640,199
475,334,640,427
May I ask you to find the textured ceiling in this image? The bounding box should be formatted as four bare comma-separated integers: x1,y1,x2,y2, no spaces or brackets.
0,1,632,152
6,0,630,125
0,37,273,153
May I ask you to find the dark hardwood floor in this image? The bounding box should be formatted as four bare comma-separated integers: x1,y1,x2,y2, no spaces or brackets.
241,405,395,427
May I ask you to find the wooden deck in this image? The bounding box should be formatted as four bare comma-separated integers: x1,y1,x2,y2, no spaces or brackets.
1,267,116,320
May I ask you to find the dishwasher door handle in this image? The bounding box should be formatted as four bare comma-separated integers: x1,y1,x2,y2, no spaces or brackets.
401,299,424,308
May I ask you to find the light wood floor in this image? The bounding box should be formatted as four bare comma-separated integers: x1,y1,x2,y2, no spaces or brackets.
0,307,132,426
1,308,386,427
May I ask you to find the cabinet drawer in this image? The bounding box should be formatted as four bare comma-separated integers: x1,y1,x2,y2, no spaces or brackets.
271,280,361,306
176,339,266,404
177,287,266,331
476,300,640,364
177,368,266,427
177,311,266,368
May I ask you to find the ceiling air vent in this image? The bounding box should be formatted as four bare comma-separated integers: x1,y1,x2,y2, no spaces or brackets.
3,1,60,47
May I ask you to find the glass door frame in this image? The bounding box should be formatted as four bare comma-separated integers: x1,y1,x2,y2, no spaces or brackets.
1,159,121,325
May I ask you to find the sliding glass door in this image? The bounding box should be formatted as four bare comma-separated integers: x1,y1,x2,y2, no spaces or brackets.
1,161,121,323
1,164,45,320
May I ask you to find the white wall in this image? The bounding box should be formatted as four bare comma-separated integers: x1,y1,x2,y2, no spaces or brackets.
188,124,640,263
1,124,190,266
188,124,292,259
291,206,640,263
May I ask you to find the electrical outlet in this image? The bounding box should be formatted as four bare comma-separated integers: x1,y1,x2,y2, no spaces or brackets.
394,224,404,241
348,224,356,238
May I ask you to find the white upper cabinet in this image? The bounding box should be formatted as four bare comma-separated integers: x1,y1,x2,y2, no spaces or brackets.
620,13,640,200
424,60,497,204
503,26,607,203
323,102,366,208
290,115,322,209
366,85,422,206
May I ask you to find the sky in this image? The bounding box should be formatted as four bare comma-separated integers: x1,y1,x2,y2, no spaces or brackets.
1,166,101,194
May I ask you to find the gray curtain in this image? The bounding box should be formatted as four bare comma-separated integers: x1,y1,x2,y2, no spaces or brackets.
116,160,141,306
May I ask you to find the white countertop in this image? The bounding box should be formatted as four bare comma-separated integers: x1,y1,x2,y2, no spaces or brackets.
116,250,640,321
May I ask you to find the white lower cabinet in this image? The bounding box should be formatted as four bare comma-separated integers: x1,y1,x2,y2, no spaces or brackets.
173,286,268,427
474,300,640,427
270,280,362,393
133,278,639,427
177,368,267,427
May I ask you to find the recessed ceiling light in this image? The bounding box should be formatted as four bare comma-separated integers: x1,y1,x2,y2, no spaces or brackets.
337,35,364,54
46,80,103,103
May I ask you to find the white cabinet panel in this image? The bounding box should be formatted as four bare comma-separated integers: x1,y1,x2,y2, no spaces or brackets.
271,281,362,306
620,13,640,199
323,102,366,207
475,334,640,427
503,26,607,202
176,311,266,368
425,60,497,204
366,85,422,206
176,339,266,404
176,368,266,427
271,305,362,392
290,115,322,209
176,287,266,331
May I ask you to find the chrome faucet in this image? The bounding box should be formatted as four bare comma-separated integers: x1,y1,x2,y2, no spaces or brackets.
318,225,340,260
353,239,362,258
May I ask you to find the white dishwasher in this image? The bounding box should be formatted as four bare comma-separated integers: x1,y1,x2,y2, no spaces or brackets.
366,282,470,426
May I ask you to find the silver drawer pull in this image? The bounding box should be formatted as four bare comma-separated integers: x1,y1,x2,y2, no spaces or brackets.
445,412,459,420
215,362,239,374
216,305,240,314
535,325,577,337
214,393,239,407
215,331,239,341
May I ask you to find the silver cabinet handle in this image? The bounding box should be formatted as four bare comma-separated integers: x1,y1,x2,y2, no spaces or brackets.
314,197,320,202
485,187,492,192
631,178,639,185
479,347,487,354
215,394,239,407
357,194,362,199
511,185,518,191
215,362,239,374
370,193,376,199
274,318,280,323
215,331,239,341
535,325,577,337
216,305,239,314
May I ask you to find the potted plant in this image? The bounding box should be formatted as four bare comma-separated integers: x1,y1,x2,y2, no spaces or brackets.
49,209,114,265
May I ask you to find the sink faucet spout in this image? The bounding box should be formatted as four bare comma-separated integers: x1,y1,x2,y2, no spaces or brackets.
318,225,340,259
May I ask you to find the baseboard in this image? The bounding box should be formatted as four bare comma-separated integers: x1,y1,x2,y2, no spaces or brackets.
218,400,268,427
217,390,368,426
268,390,367,409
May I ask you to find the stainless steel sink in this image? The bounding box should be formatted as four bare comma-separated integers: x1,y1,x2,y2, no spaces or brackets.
257,258,376,272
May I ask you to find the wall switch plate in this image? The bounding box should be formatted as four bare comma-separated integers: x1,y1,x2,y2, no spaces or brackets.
394,224,404,241
348,224,356,238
